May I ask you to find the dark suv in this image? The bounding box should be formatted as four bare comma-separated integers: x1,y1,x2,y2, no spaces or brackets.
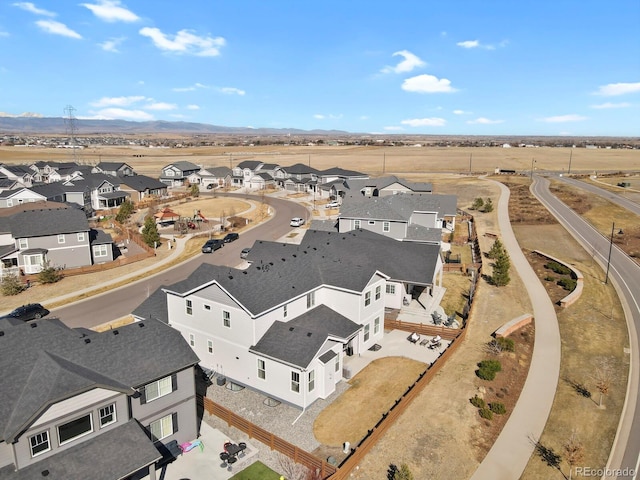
201,239,224,253
3,303,49,321
223,232,239,243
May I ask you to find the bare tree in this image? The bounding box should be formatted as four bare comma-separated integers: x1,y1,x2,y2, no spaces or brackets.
563,430,584,480
592,358,615,407
276,454,309,480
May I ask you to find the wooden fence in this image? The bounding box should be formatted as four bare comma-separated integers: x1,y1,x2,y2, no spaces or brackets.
383,319,461,341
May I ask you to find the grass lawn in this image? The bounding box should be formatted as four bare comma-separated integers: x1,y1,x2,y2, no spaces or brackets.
229,461,281,480
440,272,471,319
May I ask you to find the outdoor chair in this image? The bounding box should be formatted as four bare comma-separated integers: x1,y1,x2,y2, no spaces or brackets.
219,451,229,468
238,442,247,457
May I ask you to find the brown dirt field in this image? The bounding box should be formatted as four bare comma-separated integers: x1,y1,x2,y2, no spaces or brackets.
166,197,250,221
313,357,427,447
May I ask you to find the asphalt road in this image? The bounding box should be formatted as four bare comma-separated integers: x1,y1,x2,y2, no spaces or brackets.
531,176,640,480
54,193,308,329
555,175,640,216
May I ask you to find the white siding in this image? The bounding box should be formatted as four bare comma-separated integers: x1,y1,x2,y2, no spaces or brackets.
31,388,120,427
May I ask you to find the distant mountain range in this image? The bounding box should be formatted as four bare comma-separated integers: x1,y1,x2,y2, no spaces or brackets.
0,115,351,136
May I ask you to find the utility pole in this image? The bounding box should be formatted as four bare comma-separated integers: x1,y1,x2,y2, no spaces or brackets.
568,148,573,174
382,152,386,174
530,158,536,179
605,222,615,284
469,153,472,174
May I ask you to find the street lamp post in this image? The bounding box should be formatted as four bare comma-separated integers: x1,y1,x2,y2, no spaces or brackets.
530,158,536,179
605,222,615,284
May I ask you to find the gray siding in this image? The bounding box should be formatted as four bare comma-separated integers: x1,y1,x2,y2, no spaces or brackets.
0,442,12,469
338,217,406,239
19,234,92,269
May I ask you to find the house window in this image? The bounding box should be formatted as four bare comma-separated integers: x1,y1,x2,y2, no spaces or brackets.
374,317,381,335
77,232,85,242
166,170,175,176
308,370,315,392
257,359,266,380
57,234,65,244
29,431,50,457
58,414,93,445
18,238,28,249
375,285,381,301
204,304,211,311
207,340,214,354
144,375,174,402
386,284,396,295
93,244,108,258
189,333,195,347
354,220,361,229
283,304,288,318
149,413,177,441
99,404,116,427
335,356,340,372
223,310,231,327
6,199,12,207
364,291,371,307
364,324,370,342
291,372,300,393
186,300,193,315
383,221,390,232
306,291,315,309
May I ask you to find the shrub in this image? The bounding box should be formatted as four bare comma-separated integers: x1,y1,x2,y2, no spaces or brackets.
495,337,515,352
1,273,24,296
479,407,493,420
470,395,486,408
471,198,484,210
477,367,496,381
544,275,555,281
477,359,502,381
558,278,577,291
545,261,571,275
38,262,63,284
489,402,507,414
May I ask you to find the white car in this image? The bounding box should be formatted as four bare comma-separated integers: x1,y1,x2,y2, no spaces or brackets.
326,201,340,209
290,217,305,227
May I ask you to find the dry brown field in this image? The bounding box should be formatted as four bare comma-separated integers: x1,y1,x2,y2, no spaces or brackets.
1,144,639,178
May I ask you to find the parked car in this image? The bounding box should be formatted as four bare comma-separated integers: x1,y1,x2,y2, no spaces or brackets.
2,303,49,321
201,239,224,253
290,217,305,227
240,247,251,259
206,184,215,190
223,232,239,243
326,201,340,209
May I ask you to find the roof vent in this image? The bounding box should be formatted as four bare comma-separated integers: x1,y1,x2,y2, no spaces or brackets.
0,331,4,337
281,258,286,262
84,338,91,344
303,251,307,254
269,262,274,266
307,332,312,337
139,322,145,327
41,470,49,477
30,322,37,328
289,327,294,331
292,254,296,258
228,275,233,279
113,329,119,335
242,271,248,274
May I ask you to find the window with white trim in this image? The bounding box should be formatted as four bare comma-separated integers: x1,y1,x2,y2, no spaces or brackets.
18,238,28,249
223,310,231,327
364,291,371,307
291,371,300,393
29,431,50,457
93,244,108,258
149,413,177,441
306,291,315,309
99,404,116,427
257,359,266,380
57,234,65,244
375,285,381,301
57,414,93,445
189,333,195,346
144,375,174,402
364,323,370,342
383,221,390,232
335,356,340,372
374,317,381,335
77,232,85,242
308,370,315,392
283,304,288,318
207,340,214,354
354,219,361,229
186,300,193,315
386,284,396,295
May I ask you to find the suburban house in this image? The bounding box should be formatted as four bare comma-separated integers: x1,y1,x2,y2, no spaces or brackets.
342,175,433,197
0,203,114,275
133,229,442,409
118,175,168,203
0,165,34,188
62,174,129,212
317,167,369,185
159,162,201,187
30,162,80,183
46,165,91,184
338,192,457,244
0,178,20,192
92,162,136,177
187,166,232,189
230,161,278,190
0,316,200,480
0,188,47,209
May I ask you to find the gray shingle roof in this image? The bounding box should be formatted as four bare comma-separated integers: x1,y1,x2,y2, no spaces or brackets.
166,161,200,172
202,166,232,177
64,173,121,189
119,175,167,192
249,305,360,368
236,160,262,170
319,167,367,177
164,229,440,316
10,207,89,238
280,163,320,175
132,285,170,323
0,420,161,480
344,175,432,193
339,193,457,221
0,318,199,442
90,229,113,245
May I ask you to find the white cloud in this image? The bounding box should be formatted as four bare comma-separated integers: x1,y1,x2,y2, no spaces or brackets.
100,37,125,52
0,31,9,37
457,40,479,48
90,95,146,107
220,87,245,96
381,50,426,74
187,104,200,110
139,27,225,56
313,114,325,119
401,117,446,127
383,126,403,131
314,113,342,120
92,108,154,120
401,74,456,93
590,102,631,109
457,39,504,50
467,117,504,124
13,2,56,16
542,114,588,123
453,109,471,115
80,0,139,23
144,102,177,110
35,20,81,39
593,82,640,96
360,115,369,120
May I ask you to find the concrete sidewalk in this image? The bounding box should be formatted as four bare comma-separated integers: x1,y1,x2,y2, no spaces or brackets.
470,177,561,479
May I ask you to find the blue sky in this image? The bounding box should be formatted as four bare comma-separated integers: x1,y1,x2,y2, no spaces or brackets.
0,0,639,136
